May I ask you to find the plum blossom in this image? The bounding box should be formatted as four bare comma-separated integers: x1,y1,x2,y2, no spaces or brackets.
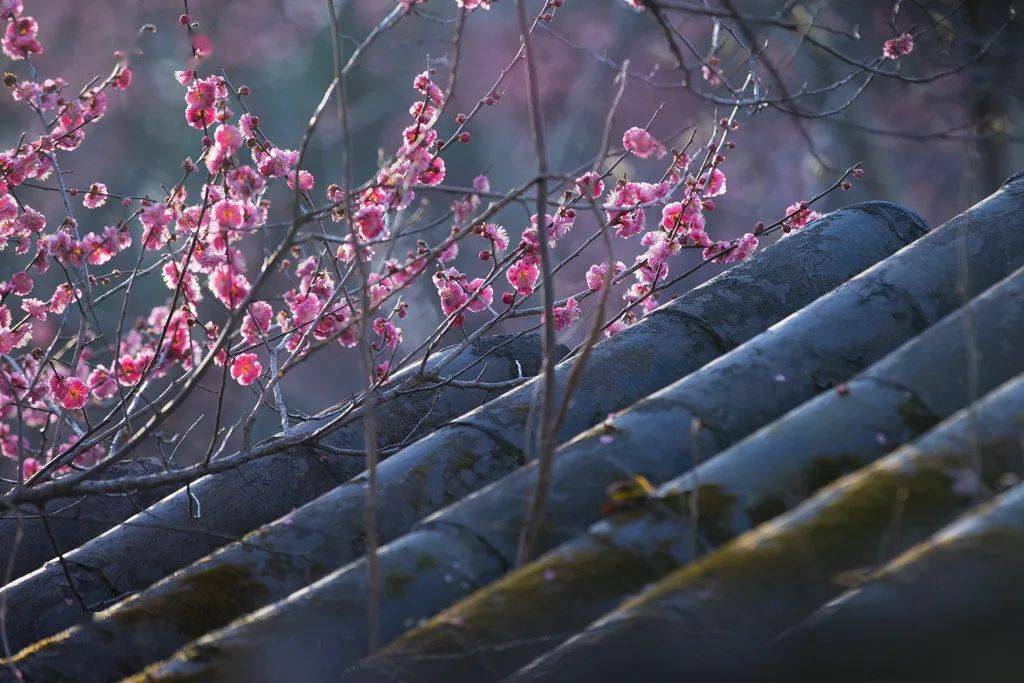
586,261,626,291
575,172,605,199
354,204,386,240
140,203,173,250
0,1,23,20
552,297,581,331
883,33,914,60
478,222,509,251
433,268,469,318
2,15,42,60
373,317,403,350
464,278,494,313
2,270,32,296
241,301,274,345
412,71,444,105
21,457,39,480
703,232,758,263
230,353,262,386
660,200,706,236
87,367,118,400
699,168,727,197
287,169,315,193
783,202,822,231
112,65,133,91
83,182,109,209
507,258,539,297
0,306,29,354
49,374,89,410
255,147,299,178
210,265,251,309
622,126,665,159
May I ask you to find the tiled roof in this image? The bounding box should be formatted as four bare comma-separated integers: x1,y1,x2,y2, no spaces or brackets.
3,175,1024,682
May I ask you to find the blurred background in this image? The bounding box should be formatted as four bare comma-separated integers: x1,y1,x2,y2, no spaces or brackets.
1,0,1019,459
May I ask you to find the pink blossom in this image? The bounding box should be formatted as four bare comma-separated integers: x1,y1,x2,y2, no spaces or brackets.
783,202,822,230
210,265,251,309
586,261,626,291
552,297,581,331
287,169,315,193
433,268,470,316
214,124,243,156
438,237,459,262
14,205,44,233
416,156,446,186
479,223,509,251
161,261,202,303
239,113,258,139
47,284,78,314
2,16,42,60
49,374,88,410
611,208,646,239
255,147,298,178
507,258,539,297
140,203,172,249
20,298,47,320
21,457,39,480
0,305,29,353
641,230,681,268
883,33,914,60
622,127,666,159
213,199,245,230
83,226,130,266
575,172,605,199
660,200,705,235
112,66,133,91
0,1,23,20
373,317,403,349
412,71,444,105
699,168,727,197
117,353,149,386
87,367,118,400
241,301,273,345
701,64,722,87
0,193,16,223
4,270,32,296
83,182,108,209
465,278,494,313
354,204,386,240
230,353,262,386
472,174,490,193
702,233,758,263
604,319,629,337
227,166,265,199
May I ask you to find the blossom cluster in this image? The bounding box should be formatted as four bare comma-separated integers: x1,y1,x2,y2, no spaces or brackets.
0,1,842,486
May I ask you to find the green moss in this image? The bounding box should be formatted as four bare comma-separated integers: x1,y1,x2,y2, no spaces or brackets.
658,484,739,547
654,483,737,539
898,393,941,435
804,454,868,494
628,454,967,611
384,544,677,660
109,563,269,640
415,553,438,572
746,494,789,526
384,571,415,598
127,642,223,683
446,451,479,477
